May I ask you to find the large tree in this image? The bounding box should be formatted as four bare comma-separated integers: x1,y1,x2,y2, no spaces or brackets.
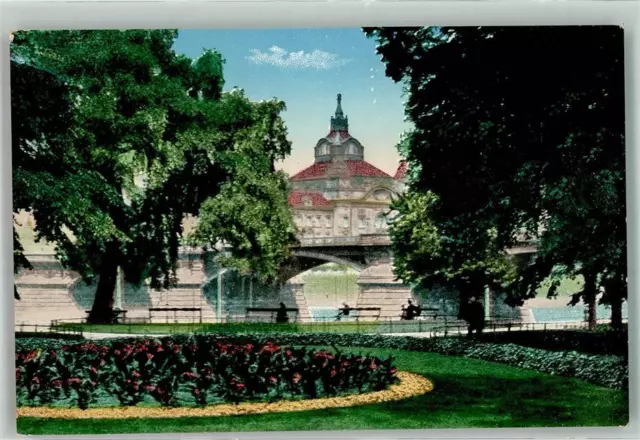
366,26,626,329
12,31,296,322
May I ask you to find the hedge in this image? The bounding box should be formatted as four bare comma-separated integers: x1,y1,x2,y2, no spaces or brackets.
16,332,628,390
475,329,628,357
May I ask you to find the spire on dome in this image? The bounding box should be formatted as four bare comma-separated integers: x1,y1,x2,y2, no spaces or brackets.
330,93,349,132
335,93,344,117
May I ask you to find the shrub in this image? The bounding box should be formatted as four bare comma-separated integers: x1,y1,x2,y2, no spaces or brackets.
15,338,398,409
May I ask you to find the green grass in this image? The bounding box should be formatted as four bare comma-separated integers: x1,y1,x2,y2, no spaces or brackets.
17,347,628,434
53,321,383,335
536,274,584,297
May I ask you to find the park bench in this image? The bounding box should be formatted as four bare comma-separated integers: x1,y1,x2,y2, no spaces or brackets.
401,306,440,321
85,309,128,323
337,307,381,321
148,307,203,323
416,307,441,320
245,307,299,323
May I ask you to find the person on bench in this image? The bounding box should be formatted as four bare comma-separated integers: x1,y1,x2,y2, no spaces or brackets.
337,303,352,321
275,302,289,323
401,299,421,320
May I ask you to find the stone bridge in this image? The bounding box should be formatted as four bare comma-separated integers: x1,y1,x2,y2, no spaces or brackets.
14,232,536,326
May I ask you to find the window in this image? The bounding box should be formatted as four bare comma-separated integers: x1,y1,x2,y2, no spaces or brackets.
307,215,313,227
375,213,387,230
325,215,332,227
343,216,349,228
359,217,367,229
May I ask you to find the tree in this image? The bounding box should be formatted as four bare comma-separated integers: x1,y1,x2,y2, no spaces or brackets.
11,31,296,322
366,26,626,329
388,191,518,314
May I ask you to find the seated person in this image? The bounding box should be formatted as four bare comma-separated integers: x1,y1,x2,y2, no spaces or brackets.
275,302,289,323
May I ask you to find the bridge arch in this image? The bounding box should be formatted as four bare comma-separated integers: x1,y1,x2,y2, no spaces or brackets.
291,250,365,272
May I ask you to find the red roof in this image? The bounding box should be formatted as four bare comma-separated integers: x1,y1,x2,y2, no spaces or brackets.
393,161,408,180
291,160,391,180
288,191,332,207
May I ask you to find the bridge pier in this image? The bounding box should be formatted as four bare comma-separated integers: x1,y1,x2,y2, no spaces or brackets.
355,254,416,321
281,276,311,321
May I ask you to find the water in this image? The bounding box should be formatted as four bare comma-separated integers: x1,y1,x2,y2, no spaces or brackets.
532,303,628,322
309,307,339,322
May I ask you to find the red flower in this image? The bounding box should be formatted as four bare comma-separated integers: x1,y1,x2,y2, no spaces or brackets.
61,345,69,351
193,388,201,396
341,361,350,367
114,349,121,356
144,385,156,392
235,382,245,392
32,376,40,384
173,345,181,354
132,381,140,391
292,373,302,384
131,370,141,378
330,369,337,377
269,376,277,384
390,368,397,374
146,353,154,361
90,366,97,374
52,379,62,388
244,344,254,354
183,371,197,379
285,349,293,357
15,369,20,380
369,361,377,370
67,377,81,385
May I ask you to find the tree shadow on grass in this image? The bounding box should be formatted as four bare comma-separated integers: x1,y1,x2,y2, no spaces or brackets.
378,373,628,428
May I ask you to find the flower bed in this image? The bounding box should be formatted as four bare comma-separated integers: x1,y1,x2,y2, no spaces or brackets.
17,371,431,419
16,339,399,409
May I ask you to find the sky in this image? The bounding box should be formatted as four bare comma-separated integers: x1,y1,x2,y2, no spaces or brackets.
172,28,410,176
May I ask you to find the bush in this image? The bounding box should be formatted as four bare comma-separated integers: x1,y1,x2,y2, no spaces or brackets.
15,338,398,409
475,330,628,357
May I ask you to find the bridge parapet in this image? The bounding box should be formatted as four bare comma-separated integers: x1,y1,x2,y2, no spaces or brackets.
297,234,391,248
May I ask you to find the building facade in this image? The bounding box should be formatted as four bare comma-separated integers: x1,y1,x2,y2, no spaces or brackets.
288,94,406,237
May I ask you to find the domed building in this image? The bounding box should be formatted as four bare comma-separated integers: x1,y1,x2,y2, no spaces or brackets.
288,94,407,238
286,94,414,320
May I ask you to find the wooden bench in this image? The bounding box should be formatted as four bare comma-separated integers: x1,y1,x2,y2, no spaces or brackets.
337,307,381,321
401,306,440,321
245,307,299,323
148,307,202,323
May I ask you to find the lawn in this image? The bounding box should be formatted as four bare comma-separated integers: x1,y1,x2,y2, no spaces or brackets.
17,347,628,434
52,321,384,335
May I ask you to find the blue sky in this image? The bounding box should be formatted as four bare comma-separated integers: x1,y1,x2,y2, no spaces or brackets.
173,28,410,176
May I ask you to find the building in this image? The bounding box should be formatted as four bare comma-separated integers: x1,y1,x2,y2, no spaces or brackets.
288,94,406,237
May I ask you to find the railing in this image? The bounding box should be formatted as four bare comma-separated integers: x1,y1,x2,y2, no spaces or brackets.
296,234,392,247
15,323,84,338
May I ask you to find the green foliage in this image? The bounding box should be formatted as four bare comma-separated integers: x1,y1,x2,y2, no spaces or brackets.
388,191,518,305
365,27,626,322
11,31,295,319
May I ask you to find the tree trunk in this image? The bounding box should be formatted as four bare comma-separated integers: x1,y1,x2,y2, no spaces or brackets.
87,243,119,324
583,272,597,331
603,277,625,331
610,296,623,331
